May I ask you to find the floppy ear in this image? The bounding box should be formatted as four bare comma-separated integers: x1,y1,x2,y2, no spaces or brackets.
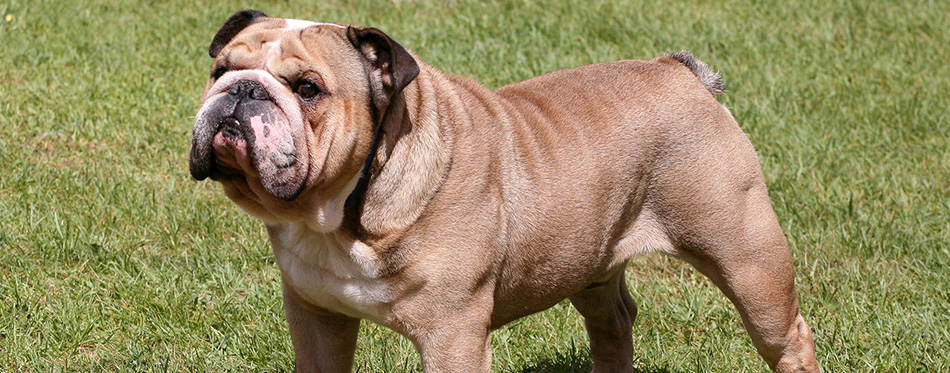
346,27,420,97
209,10,268,58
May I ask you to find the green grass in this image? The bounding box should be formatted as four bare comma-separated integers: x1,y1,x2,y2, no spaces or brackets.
1,0,947,371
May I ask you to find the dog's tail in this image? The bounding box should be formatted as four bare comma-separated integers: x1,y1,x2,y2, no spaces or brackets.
667,51,724,96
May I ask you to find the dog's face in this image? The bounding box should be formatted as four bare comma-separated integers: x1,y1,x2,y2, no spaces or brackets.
188,11,418,230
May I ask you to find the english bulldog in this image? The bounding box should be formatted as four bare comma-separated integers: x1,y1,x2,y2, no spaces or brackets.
189,10,819,372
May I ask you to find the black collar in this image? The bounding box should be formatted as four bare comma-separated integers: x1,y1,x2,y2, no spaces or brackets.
343,124,384,208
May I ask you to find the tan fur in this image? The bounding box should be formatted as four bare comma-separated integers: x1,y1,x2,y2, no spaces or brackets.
191,14,819,372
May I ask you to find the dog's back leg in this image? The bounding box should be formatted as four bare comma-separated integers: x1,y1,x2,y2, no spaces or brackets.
569,263,637,373
653,171,820,372
670,192,819,372
639,95,820,371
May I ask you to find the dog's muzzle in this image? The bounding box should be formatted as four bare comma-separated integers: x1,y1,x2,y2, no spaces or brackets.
189,79,305,201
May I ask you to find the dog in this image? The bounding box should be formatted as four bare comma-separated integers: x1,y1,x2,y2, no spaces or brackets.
188,10,819,372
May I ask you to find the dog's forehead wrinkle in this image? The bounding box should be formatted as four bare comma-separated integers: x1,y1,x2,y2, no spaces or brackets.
224,26,347,73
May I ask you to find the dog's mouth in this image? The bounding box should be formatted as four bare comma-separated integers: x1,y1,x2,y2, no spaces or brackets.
209,116,257,178
190,115,254,179
189,98,307,201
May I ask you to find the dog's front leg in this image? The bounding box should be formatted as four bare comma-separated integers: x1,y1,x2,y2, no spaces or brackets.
412,313,493,372
283,288,360,372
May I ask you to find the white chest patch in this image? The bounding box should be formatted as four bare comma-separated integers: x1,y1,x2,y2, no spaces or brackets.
272,223,390,320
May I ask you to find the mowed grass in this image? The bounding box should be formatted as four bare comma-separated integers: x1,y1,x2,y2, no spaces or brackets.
1,0,947,371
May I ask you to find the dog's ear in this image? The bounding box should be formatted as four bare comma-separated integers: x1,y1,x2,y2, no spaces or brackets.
209,10,268,58
346,27,420,96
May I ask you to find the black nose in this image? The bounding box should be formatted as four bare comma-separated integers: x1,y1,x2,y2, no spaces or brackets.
228,79,270,101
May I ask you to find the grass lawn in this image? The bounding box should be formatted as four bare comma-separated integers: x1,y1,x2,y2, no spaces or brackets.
1,0,947,371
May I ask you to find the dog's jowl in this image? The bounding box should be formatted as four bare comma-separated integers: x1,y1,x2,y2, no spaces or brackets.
189,10,819,372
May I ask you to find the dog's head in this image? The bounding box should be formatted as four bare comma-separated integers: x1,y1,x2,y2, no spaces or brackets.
189,10,418,230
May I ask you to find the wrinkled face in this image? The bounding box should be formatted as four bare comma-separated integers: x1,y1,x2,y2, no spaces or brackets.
189,17,377,229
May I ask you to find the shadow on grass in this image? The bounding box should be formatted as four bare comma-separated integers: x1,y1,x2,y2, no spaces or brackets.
515,350,674,373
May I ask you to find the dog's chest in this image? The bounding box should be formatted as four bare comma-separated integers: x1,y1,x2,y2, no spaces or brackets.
270,223,390,320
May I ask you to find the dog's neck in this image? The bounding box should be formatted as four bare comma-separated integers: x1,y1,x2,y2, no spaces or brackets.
351,64,452,236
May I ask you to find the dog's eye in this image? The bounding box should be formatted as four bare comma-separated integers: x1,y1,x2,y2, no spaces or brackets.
296,81,321,99
212,66,227,80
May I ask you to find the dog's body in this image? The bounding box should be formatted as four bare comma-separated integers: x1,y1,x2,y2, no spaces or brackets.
189,10,819,372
